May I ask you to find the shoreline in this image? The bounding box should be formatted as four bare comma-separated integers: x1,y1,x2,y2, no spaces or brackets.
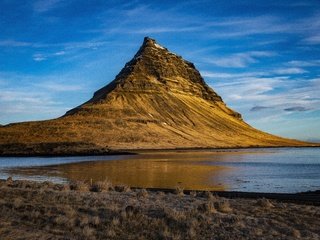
139,187,320,206
1,145,319,157
1,179,320,205
0,179,319,239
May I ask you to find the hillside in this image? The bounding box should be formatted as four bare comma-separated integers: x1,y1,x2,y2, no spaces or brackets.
0,37,314,156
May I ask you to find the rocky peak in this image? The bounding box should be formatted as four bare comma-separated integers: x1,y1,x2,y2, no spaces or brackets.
89,37,222,104
133,37,169,57
141,36,165,49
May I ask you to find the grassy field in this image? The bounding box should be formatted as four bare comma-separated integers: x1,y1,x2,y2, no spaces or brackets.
0,178,319,239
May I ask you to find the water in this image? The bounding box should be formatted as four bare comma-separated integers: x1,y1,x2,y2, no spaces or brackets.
0,147,319,193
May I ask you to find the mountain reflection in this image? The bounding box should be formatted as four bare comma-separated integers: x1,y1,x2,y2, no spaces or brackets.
58,159,229,190
7,151,236,190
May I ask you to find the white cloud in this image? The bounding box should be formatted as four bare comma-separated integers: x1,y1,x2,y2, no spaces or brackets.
0,40,31,47
303,35,320,45
0,90,56,105
273,67,307,75
211,75,320,116
122,4,150,17
201,71,260,79
33,53,46,62
287,60,320,67
36,82,84,92
54,51,66,56
0,70,93,124
130,26,202,34
214,77,283,101
201,66,307,81
206,15,294,38
201,67,320,123
33,0,64,13
208,51,275,68
32,50,68,62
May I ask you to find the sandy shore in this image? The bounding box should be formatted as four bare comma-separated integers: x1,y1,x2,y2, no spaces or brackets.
0,179,319,240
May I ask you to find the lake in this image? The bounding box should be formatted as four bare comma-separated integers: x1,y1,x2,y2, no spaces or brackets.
0,147,319,193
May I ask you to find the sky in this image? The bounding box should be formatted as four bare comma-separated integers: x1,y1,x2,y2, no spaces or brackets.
0,0,320,141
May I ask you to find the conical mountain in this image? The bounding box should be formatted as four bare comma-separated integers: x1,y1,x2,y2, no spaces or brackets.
0,37,313,155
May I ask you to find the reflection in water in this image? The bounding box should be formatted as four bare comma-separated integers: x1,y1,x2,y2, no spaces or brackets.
57,159,230,190
5,152,237,190
2,148,320,193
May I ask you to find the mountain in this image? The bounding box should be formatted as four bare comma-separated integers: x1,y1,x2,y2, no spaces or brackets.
0,37,314,155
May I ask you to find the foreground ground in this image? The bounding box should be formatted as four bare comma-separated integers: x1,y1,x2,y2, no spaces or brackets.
0,179,319,239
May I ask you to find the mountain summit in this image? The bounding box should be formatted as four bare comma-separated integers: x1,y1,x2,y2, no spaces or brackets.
66,37,240,119
0,37,312,155
67,37,225,113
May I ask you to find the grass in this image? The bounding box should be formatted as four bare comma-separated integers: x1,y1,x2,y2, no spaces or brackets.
0,179,319,239
90,179,113,192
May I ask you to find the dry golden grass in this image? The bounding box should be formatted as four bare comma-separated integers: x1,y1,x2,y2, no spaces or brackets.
0,179,319,239
90,179,113,192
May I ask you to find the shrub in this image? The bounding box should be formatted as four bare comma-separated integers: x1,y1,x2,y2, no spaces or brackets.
189,191,197,197
256,198,274,208
69,181,89,192
91,216,101,226
82,226,95,238
111,217,120,226
90,180,112,192
124,205,141,217
114,185,131,192
216,200,232,213
174,186,184,196
63,205,77,218
197,202,216,214
204,191,217,201
137,189,148,198
292,229,301,238
54,215,69,226
13,197,23,209
6,176,13,186
106,229,116,238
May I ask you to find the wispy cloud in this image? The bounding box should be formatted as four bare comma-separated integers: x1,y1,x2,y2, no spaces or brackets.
36,82,84,92
250,106,273,112
32,50,67,62
303,35,320,45
0,40,31,47
128,26,202,34
210,74,320,117
273,67,307,75
0,90,55,105
33,0,64,13
0,72,89,123
214,77,282,101
33,53,47,62
201,66,307,80
205,16,293,38
53,51,66,56
287,60,320,67
0,38,110,50
201,71,265,79
206,13,320,41
284,106,311,112
208,51,275,68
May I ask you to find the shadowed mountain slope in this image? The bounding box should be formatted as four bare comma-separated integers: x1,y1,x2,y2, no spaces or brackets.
0,37,314,155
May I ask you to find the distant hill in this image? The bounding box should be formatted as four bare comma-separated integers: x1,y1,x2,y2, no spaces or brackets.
0,37,314,156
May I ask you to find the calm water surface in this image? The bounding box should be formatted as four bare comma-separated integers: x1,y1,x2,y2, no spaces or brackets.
0,148,319,193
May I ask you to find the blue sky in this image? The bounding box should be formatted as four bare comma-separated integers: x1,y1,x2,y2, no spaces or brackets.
0,0,320,141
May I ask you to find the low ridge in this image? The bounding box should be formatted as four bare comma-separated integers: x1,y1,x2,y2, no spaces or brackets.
0,37,314,155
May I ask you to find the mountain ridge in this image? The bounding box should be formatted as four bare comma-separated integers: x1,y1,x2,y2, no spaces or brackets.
0,37,316,156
